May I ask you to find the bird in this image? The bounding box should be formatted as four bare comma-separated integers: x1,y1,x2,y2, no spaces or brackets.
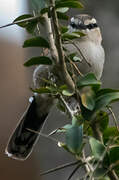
5,14,105,160
65,14,105,80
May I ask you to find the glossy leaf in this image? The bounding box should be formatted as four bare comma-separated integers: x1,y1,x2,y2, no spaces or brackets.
62,32,81,40
14,14,38,34
95,90,119,111
77,73,101,90
96,88,119,97
93,168,107,178
31,87,52,94
80,90,95,111
69,53,81,62
62,89,74,96
65,125,83,154
24,56,52,67
23,36,50,48
60,26,68,34
89,137,105,160
56,7,69,13
109,146,119,164
59,84,68,91
14,14,34,27
72,31,85,37
103,127,119,143
55,1,83,9
96,111,109,132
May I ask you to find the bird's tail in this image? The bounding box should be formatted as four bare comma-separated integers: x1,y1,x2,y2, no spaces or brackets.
5,96,48,160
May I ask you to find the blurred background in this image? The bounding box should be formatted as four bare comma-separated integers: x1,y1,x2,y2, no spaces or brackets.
0,0,119,180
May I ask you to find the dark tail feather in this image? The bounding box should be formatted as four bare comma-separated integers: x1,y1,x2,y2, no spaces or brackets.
5,96,48,160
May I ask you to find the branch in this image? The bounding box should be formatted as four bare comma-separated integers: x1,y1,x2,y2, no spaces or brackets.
48,0,75,92
40,160,80,176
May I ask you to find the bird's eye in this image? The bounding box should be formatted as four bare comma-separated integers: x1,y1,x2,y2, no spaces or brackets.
87,24,94,29
86,23,98,30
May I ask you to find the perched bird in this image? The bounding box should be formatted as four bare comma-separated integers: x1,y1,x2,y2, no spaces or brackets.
65,14,105,80
5,14,105,160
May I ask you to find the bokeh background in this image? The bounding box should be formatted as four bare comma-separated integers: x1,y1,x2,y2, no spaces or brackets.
0,0,119,180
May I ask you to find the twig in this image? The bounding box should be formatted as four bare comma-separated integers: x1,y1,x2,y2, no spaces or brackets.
40,160,80,176
108,107,119,132
26,128,59,143
60,95,74,118
82,151,94,178
0,16,40,29
67,163,82,180
65,54,84,77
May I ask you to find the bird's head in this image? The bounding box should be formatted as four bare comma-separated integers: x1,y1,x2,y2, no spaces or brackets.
68,14,102,44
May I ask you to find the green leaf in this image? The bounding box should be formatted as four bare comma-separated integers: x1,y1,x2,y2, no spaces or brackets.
95,90,119,111
72,115,83,126
99,177,110,180
60,26,68,34
23,36,50,48
96,111,109,132
93,168,107,178
14,14,38,34
55,1,83,9
59,84,68,91
65,125,83,154
24,56,52,67
56,7,69,13
62,89,74,96
31,87,52,94
103,127,119,143
57,12,69,20
14,14,34,27
62,32,81,40
109,146,119,164
72,31,85,37
96,88,119,97
77,73,101,91
68,53,81,62
89,137,105,160
80,90,95,111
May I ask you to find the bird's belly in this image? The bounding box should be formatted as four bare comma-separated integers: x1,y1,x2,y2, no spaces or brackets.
65,41,105,79
77,41,105,79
